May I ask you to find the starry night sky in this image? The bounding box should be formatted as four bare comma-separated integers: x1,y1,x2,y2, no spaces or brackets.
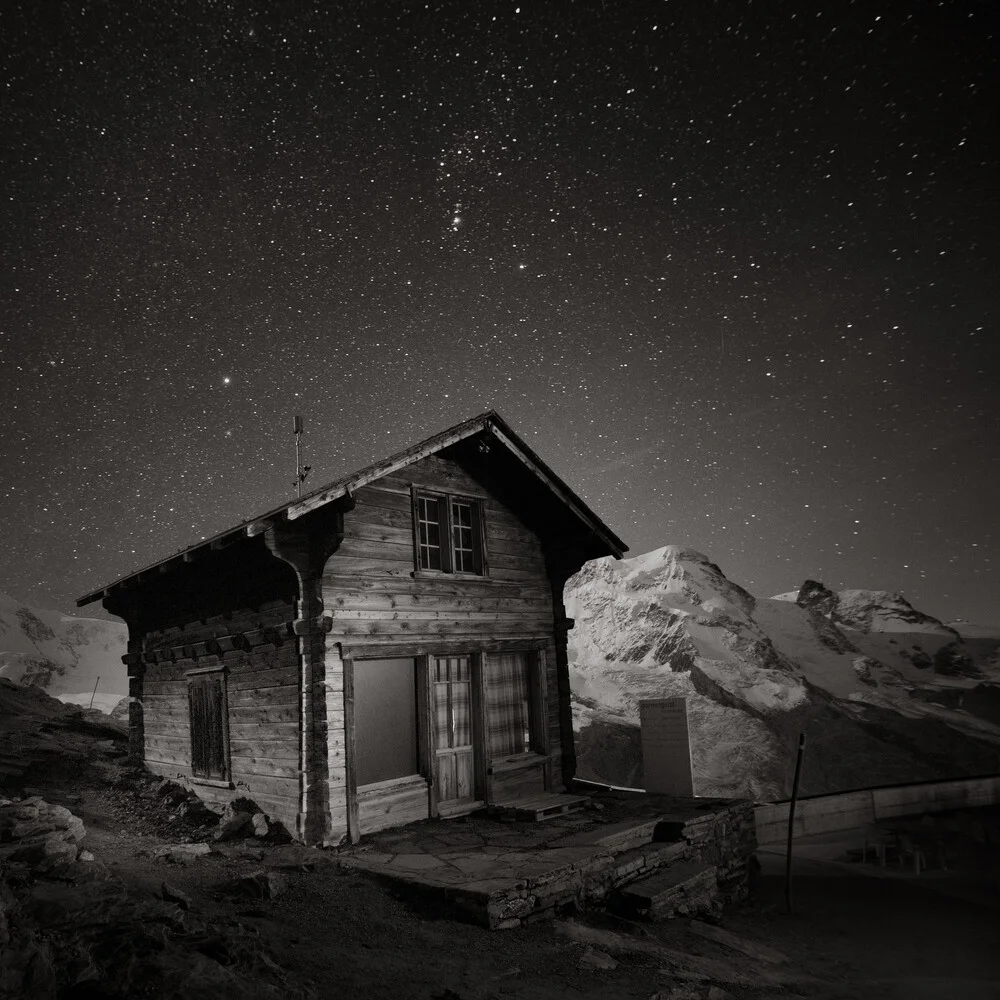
2,2,997,625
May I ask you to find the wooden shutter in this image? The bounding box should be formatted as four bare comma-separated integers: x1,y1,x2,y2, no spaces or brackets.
189,673,229,780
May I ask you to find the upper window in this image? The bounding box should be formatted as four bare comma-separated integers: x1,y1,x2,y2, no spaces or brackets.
413,491,486,575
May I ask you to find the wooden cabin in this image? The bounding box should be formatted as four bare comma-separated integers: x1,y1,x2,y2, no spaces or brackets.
77,411,626,844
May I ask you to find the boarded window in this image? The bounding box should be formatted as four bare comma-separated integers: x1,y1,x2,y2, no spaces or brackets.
188,672,229,781
355,658,418,786
485,652,533,757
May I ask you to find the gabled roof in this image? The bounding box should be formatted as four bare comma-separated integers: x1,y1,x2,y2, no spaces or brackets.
77,409,627,607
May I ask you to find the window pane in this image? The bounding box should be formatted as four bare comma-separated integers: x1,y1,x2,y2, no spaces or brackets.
452,501,476,573
486,652,532,757
354,658,418,785
452,681,471,747
434,682,450,749
418,495,442,569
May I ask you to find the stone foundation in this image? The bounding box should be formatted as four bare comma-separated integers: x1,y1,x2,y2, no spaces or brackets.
490,798,757,927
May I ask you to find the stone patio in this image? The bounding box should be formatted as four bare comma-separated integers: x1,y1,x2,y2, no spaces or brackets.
337,790,757,929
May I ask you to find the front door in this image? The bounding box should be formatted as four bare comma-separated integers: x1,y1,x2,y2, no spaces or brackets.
432,656,476,812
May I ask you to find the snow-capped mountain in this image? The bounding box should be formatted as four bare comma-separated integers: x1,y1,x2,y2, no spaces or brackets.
0,592,127,712
565,547,1000,800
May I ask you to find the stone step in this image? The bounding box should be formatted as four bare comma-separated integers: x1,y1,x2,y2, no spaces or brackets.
555,818,663,852
589,839,690,893
609,860,719,921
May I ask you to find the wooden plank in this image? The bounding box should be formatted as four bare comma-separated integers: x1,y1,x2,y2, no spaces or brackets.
145,741,301,778
143,680,190,697
352,485,412,512
487,536,544,559
471,652,490,804
415,654,436,818
358,793,429,835
329,608,551,623
227,670,300,693
143,722,190,738
535,648,551,790
143,746,189,766
336,536,415,562
324,555,415,577
488,551,546,573
145,755,191,772
343,655,359,844
342,521,413,546
229,720,300,739
325,590,551,614
226,756,300,780
379,470,485,498
485,521,540,545
456,749,473,800
324,574,549,599
226,704,299,723
227,772,298,800
227,686,299,709
331,619,551,639
142,697,303,728
229,738,301,760
339,637,550,659
143,732,191,749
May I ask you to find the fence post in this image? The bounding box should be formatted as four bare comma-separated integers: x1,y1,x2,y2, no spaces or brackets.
785,733,806,914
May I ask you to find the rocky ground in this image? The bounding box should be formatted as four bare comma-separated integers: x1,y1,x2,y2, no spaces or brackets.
2,680,997,999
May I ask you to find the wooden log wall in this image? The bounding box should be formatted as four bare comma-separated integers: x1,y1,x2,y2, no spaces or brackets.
139,597,301,834
357,775,430,835
322,452,568,841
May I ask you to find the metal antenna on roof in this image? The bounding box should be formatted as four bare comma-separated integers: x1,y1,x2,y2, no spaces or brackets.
293,415,312,498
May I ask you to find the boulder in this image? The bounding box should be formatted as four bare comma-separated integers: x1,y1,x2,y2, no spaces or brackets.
0,798,84,843
178,798,218,826
215,812,253,841
578,946,617,970
218,871,287,901
160,882,193,911
152,843,212,860
212,797,263,841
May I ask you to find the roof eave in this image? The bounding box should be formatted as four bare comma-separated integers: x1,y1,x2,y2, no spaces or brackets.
76,408,627,607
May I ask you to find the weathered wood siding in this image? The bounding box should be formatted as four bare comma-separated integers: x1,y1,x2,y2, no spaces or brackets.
140,597,300,833
322,452,565,840
357,776,430,835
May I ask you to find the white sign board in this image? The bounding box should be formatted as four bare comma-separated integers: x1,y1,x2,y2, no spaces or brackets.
640,697,694,796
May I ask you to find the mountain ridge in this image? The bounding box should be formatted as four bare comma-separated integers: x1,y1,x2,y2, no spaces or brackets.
566,546,1000,800
0,591,127,712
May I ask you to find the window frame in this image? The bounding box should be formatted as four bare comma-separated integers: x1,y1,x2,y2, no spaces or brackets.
484,649,546,763
185,665,232,785
410,487,488,577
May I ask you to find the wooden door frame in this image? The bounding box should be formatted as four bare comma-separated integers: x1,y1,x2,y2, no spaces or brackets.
341,638,550,838
429,653,480,813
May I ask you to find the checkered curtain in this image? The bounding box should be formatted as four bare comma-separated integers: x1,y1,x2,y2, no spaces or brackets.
486,652,531,756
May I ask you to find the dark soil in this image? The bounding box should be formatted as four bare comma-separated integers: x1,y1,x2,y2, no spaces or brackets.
3,690,998,999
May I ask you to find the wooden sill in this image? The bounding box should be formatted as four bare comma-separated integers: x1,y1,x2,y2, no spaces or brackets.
190,776,235,790
491,753,546,774
410,569,491,581
357,774,428,796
